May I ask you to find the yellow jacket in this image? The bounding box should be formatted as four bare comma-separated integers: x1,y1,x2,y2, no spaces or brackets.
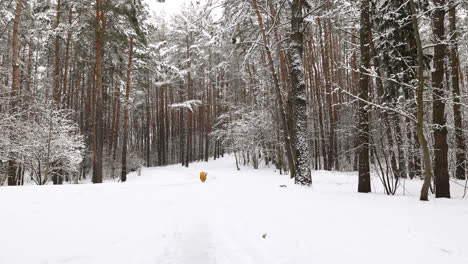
200,171,207,182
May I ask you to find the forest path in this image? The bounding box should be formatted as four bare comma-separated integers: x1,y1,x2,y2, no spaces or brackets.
0,156,468,264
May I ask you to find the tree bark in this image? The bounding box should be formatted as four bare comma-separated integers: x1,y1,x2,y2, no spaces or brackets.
317,18,331,171
358,0,371,193
146,74,151,167
93,0,107,184
8,0,23,186
121,36,134,182
53,0,61,103
10,0,22,107
409,0,433,201
289,0,311,185
431,0,450,198
62,8,72,106
185,29,192,167
449,0,466,180
26,37,32,93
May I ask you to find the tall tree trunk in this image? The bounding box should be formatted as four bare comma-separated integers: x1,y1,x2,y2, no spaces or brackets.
326,18,336,171
431,0,450,198
205,57,211,162
121,36,134,182
179,88,185,165
308,34,327,171
26,37,32,93
8,0,23,186
185,29,192,167
409,0,433,201
53,0,61,103
317,18,331,171
289,0,311,185
3,29,11,99
62,8,72,106
449,0,466,180
93,0,107,184
357,0,371,193
161,85,167,165
146,75,151,167
109,63,121,156
10,0,22,109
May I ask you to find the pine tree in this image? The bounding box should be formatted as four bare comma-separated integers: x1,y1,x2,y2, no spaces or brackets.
358,0,371,193
7,0,23,186
121,36,134,182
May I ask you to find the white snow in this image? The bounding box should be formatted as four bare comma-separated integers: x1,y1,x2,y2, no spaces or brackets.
1,156,468,264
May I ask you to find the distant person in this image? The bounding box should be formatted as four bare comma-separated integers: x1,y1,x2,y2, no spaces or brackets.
200,171,207,183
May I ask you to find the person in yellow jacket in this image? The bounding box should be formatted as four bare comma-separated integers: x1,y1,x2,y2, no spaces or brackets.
200,171,208,182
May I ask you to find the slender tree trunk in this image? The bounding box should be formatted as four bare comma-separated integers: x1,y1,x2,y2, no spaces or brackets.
326,19,336,171
431,0,450,198
3,29,11,99
109,63,121,156
179,88,185,165
26,37,32,93
146,76,151,167
11,0,22,106
53,0,61,103
317,18,331,171
185,29,192,167
8,0,23,186
308,37,327,171
409,0,433,201
121,36,134,182
62,8,72,106
449,0,466,180
205,57,211,162
160,85,167,165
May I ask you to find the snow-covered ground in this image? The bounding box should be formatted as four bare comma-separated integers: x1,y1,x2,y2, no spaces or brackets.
1,156,467,264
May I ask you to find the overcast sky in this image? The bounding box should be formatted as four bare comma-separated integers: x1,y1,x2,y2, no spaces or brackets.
144,0,197,17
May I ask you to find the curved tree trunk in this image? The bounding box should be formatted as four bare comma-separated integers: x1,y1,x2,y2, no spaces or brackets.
409,0,433,201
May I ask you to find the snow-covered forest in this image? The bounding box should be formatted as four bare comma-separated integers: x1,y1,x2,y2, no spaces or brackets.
1,0,468,262
2,0,468,198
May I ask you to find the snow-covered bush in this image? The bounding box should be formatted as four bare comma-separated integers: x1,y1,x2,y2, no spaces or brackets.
0,100,84,185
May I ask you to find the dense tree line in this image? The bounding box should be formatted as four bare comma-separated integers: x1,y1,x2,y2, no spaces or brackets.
1,0,467,200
